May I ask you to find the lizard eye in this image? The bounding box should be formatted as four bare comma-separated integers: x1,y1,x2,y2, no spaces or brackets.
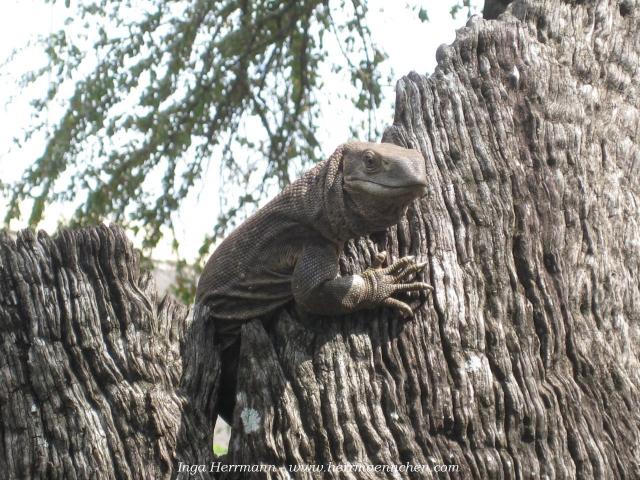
363,150,380,171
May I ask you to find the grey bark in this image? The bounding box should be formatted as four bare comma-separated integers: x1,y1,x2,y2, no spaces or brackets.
0,226,210,479
216,0,640,478
2,0,640,479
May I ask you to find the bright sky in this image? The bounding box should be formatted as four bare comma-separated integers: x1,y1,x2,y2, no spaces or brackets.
0,0,483,262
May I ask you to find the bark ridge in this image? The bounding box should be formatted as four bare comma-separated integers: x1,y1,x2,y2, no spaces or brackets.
0,225,208,479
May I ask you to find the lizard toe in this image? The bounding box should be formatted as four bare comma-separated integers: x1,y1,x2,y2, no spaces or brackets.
382,297,413,317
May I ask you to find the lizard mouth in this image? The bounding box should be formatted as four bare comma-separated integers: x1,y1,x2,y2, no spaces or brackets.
345,178,427,197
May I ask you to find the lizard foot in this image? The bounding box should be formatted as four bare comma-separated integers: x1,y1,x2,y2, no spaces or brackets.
362,255,433,317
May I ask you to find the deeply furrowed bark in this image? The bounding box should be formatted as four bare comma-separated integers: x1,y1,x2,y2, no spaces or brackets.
221,0,640,478
0,226,210,479
2,0,640,479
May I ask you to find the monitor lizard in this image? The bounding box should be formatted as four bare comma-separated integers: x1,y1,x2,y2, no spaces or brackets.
194,141,433,422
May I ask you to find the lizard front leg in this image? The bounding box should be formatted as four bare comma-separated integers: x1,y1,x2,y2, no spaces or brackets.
292,241,432,316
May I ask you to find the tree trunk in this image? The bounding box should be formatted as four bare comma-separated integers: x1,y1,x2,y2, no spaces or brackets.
0,226,211,479
217,0,640,478
3,0,640,479
483,0,512,20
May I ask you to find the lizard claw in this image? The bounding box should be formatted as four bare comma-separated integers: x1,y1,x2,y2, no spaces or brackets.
373,250,387,268
382,297,413,317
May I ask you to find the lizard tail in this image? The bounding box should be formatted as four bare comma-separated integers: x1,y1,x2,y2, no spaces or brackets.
181,303,222,427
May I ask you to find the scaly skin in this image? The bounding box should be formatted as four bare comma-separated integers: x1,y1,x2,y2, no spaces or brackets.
194,141,433,422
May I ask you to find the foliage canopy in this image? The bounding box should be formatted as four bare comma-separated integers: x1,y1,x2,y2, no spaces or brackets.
5,1,388,243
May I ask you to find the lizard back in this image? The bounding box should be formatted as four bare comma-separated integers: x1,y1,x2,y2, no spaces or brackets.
195,153,343,338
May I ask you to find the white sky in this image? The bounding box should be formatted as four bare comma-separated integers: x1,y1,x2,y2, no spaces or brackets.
0,0,483,262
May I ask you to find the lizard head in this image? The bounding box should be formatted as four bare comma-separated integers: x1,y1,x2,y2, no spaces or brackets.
340,141,428,233
342,141,427,199
342,142,427,200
